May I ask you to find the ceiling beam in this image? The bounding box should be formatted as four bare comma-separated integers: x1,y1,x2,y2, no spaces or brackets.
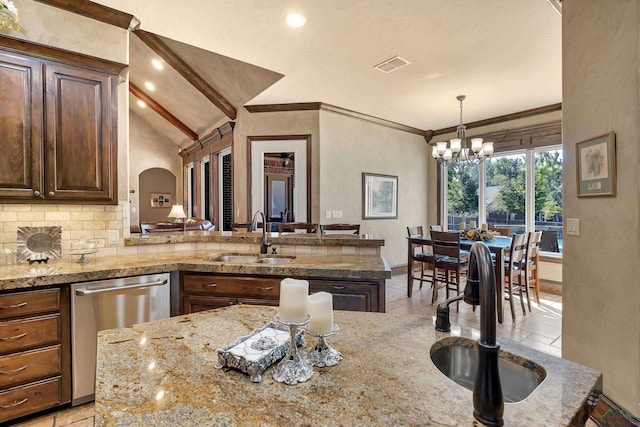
133,30,237,120
33,0,138,29
129,83,199,142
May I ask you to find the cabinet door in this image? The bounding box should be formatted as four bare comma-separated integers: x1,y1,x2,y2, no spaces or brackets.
0,51,43,200
44,63,117,202
309,280,378,312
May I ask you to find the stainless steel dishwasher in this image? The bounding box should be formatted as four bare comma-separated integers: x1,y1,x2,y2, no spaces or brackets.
70,273,170,405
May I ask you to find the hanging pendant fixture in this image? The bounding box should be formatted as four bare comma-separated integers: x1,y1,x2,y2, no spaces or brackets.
431,95,494,169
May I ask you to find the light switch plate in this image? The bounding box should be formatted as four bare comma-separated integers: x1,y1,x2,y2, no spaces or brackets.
566,218,579,236
325,210,332,219
332,210,343,219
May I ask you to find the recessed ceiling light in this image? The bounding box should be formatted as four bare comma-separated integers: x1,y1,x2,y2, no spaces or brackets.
137,100,146,108
284,12,306,28
151,59,164,70
145,81,155,91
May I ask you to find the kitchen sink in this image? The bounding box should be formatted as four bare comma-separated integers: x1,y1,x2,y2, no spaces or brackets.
430,338,546,403
256,256,295,264
210,254,259,263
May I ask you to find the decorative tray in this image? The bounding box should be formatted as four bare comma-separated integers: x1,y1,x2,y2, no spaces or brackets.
215,322,305,382
16,226,62,264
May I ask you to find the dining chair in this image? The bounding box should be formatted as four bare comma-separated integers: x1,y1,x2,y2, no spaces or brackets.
277,222,318,233
320,224,360,234
430,225,443,232
522,231,543,305
540,230,560,252
504,233,529,321
489,226,511,237
430,230,469,310
406,226,434,295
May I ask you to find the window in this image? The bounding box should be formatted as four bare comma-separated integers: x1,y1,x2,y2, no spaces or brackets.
445,146,563,254
201,159,211,221
187,163,195,217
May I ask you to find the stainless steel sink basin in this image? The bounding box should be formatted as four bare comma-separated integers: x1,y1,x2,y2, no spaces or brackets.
430,339,546,403
256,257,295,264
210,255,259,263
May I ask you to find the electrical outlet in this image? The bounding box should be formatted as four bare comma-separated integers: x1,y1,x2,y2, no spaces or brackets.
108,230,119,244
566,218,579,236
325,210,332,219
332,210,342,219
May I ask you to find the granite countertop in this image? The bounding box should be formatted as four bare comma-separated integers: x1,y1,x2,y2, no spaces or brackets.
94,305,601,427
124,231,385,247
0,251,390,291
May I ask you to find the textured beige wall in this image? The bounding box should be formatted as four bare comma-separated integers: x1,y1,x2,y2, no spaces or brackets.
233,108,321,223
319,110,429,266
562,0,640,415
129,113,183,225
0,1,130,253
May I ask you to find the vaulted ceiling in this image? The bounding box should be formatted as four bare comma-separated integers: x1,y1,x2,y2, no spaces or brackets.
90,0,561,145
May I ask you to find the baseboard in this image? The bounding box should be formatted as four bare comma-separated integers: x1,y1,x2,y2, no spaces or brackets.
539,279,562,296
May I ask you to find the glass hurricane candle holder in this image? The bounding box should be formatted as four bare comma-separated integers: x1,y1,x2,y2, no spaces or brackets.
272,314,313,385
305,324,342,367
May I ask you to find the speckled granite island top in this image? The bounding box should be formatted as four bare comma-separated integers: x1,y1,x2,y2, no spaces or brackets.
0,251,389,291
95,306,601,427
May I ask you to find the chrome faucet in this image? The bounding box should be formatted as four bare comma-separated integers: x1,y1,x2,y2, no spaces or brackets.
435,242,504,426
249,210,271,254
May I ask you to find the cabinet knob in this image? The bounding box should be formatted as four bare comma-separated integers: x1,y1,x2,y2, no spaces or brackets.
48,191,55,197
33,191,40,197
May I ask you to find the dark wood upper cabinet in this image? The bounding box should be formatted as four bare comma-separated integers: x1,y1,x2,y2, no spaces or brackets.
0,51,43,200
0,37,124,204
44,63,117,202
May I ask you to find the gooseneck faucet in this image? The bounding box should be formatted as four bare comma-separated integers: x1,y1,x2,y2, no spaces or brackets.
249,210,271,254
435,242,504,426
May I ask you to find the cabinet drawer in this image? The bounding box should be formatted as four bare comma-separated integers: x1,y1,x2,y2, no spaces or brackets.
183,275,281,299
0,289,60,320
0,314,60,354
309,280,376,312
0,345,61,388
0,376,62,423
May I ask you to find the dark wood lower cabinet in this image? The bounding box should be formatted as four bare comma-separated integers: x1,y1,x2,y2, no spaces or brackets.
0,287,70,424
180,272,385,315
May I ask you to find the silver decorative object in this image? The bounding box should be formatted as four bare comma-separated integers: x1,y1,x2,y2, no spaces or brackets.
305,324,342,367
272,314,314,385
215,322,304,383
16,226,62,264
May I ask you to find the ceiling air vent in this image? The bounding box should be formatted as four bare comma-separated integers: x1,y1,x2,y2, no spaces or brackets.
374,56,410,73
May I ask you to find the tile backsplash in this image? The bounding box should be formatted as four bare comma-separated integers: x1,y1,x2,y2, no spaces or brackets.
1,203,128,257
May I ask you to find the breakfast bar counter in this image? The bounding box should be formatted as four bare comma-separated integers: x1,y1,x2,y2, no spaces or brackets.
94,305,601,426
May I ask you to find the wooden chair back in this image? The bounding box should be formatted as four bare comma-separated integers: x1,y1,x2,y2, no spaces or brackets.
430,225,443,232
525,231,543,263
489,226,511,236
320,224,360,234
506,233,528,271
430,230,462,260
277,222,317,233
406,225,424,237
540,230,559,252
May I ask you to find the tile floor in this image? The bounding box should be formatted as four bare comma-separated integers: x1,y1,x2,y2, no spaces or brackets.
12,273,563,426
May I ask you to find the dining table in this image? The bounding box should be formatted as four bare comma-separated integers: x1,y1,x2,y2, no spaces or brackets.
407,234,512,324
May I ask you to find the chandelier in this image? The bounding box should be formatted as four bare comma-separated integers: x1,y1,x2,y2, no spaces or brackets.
431,95,494,168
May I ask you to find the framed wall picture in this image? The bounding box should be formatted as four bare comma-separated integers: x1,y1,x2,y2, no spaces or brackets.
362,173,398,219
150,193,172,207
576,132,616,197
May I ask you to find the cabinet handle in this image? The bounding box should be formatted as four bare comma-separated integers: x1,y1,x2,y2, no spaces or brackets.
256,286,273,291
0,397,29,408
48,191,55,197
0,332,27,341
0,302,27,310
202,283,218,288
0,364,28,375
33,190,40,197
331,285,347,290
